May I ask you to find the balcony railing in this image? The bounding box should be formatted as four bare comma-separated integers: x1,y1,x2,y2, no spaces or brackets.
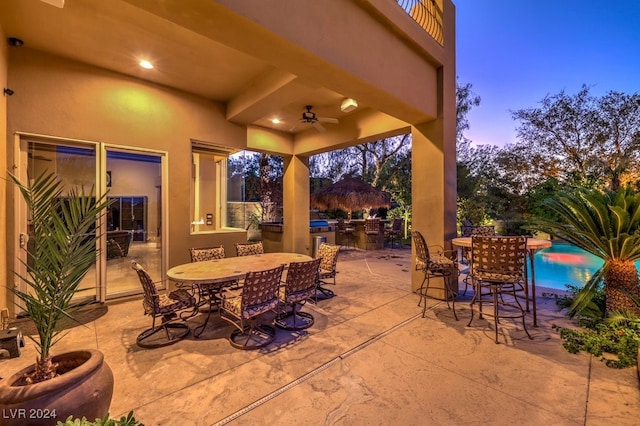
396,0,444,45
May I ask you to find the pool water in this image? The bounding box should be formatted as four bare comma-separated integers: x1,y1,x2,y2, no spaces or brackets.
532,242,640,291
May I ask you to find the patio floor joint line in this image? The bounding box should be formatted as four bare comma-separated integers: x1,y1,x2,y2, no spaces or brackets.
212,312,422,425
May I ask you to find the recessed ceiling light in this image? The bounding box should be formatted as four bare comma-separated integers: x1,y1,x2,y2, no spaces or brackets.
271,118,281,124
139,60,154,70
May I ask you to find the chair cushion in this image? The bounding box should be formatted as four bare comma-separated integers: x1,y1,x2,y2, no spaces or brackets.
279,286,315,304
473,271,522,284
190,246,225,262
145,289,195,315
221,294,278,320
417,255,455,271
236,242,264,256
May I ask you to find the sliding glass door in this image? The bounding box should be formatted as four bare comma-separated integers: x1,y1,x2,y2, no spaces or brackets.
19,138,99,303
15,135,167,304
104,149,163,297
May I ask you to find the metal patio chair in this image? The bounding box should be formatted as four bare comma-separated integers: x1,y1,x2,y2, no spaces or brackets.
412,230,459,320
276,258,322,330
468,235,532,344
131,261,197,348
219,264,284,349
235,241,264,256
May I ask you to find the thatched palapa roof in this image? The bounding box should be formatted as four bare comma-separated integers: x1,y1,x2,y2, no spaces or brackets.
310,177,391,214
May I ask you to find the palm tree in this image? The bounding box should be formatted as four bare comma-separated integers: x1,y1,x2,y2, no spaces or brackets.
530,187,640,317
11,172,110,383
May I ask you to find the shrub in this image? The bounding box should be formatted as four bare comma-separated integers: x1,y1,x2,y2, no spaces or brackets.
56,411,143,426
554,318,640,368
552,283,639,368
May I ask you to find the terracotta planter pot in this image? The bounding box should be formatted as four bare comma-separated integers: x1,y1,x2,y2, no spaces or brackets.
0,349,113,425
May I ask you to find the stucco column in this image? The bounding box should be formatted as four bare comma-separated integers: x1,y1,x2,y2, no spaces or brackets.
411,119,457,294
282,154,310,254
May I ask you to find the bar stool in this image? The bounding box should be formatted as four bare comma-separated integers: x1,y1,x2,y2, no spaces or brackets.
337,219,355,248
468,235,532,344
364,218,381,250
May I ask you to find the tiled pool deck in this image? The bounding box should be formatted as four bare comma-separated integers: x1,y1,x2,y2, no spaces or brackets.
1,247,639,425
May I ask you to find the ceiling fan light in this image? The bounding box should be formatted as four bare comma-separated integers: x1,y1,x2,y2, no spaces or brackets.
340,98,358,113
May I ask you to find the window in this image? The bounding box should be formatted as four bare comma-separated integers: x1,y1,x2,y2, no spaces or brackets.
191,141,232,233
191,143,284,234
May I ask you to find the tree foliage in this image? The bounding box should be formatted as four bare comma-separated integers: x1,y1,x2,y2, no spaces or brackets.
228,151,283,221
458,84,640,228
512,85,640,190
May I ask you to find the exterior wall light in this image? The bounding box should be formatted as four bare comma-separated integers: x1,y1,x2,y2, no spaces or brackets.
340,98,358,113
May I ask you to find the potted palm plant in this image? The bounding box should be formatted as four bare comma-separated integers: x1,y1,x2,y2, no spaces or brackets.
0,172,114,424
529,186,640,317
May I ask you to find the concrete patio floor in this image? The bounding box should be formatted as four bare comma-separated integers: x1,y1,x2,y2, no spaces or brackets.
1,247,639,425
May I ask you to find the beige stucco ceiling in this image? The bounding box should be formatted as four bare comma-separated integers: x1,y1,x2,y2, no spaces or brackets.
0,0,360,134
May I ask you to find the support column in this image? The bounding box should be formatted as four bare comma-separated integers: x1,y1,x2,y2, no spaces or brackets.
411,123,444,292
411,119,457,293
282,154,310,254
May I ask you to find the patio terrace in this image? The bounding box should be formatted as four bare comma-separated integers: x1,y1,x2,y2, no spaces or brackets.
1,247,638,425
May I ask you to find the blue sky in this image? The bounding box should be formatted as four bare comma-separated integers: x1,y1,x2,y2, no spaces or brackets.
455,0,640,147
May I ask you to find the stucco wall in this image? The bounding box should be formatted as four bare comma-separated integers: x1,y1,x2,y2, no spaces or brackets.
0,24,8,313
215,0,440,121
4,47,248,279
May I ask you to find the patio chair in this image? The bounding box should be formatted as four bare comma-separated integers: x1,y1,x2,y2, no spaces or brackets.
275,258,322,330
384,218,403,249
467,235,532,344
219,264,284,349
235,241,264,256
131,261,197,348
460,225,496,295
412,230,459,320
364,218,381,250
336,219,355,248
314,242,340,301
189,245,225,262
188,245,241,337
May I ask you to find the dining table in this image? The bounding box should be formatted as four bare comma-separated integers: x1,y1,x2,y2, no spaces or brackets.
167,252,313,336
451,236,552,327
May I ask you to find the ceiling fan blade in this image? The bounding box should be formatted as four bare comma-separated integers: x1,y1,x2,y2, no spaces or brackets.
313,122,326,132
318,117,339,124
289,123,302,132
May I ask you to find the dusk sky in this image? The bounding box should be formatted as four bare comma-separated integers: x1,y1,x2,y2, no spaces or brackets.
454,0,640,147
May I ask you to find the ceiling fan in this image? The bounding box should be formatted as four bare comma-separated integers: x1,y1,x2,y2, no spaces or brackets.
290,105,338,132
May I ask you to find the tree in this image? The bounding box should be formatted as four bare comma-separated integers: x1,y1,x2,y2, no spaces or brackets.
529,187,640,317
597,91,640,190
456,81,481,147
355,135,411,188
228,151,283,222
512,85,640,190
455,82,505,225
258,153,283,222
455,113,523,222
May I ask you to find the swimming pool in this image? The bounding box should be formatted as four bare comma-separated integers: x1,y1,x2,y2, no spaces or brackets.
533,242,640,291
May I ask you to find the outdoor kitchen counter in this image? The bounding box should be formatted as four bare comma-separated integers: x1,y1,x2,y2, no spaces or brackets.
260,221,336,256
346,219,387,250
